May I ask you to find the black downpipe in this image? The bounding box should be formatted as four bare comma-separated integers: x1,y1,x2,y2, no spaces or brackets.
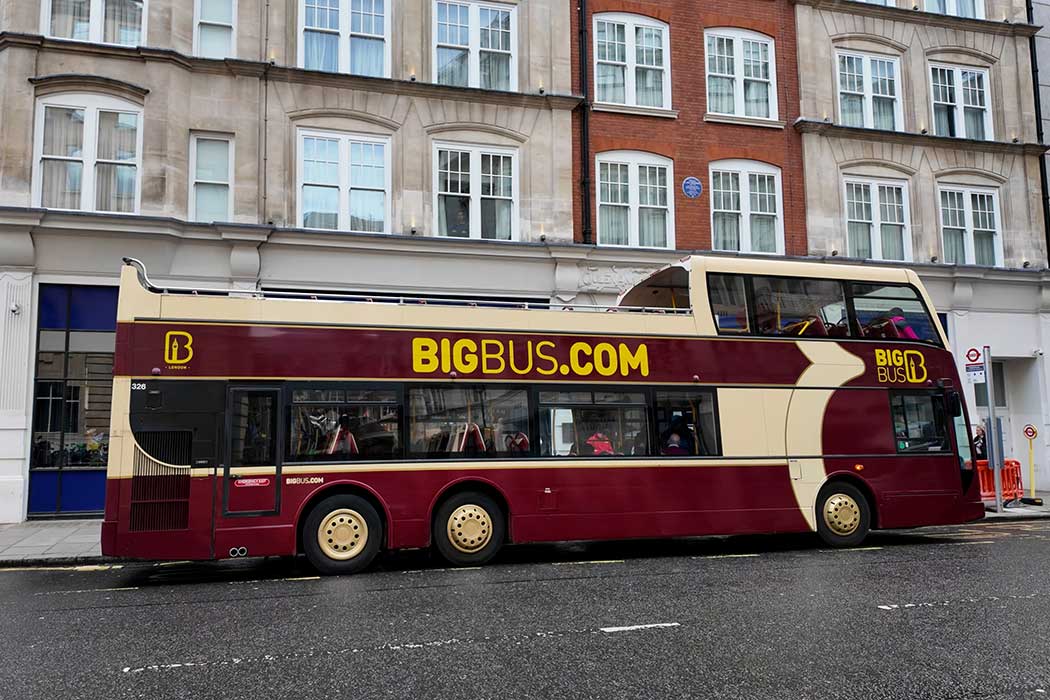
1028,0,1050,264
577,0,592,244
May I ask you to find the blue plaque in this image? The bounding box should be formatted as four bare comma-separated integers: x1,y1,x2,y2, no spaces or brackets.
682,176,703,199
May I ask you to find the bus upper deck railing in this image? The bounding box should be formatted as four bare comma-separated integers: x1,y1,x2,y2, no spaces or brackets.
121,257,693,315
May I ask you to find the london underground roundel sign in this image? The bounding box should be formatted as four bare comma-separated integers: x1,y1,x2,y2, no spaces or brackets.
965,348,981,363
1024,424,1038,440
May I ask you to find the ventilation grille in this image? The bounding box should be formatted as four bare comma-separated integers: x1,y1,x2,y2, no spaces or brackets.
129,431,192,532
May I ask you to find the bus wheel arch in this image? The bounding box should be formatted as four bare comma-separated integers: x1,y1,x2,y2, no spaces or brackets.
296,482,393,556
821,473,879,530
815,476,875,548
429,480,510,566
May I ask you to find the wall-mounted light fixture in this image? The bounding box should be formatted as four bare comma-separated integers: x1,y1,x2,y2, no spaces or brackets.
9,303,21,315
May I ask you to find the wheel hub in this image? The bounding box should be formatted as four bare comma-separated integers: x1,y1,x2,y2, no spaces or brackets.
447,504,493,554
823,493,861,536
318,508,368,560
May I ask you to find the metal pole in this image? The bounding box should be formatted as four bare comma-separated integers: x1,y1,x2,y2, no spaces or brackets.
1030,437,1036,499
984,345,1003,513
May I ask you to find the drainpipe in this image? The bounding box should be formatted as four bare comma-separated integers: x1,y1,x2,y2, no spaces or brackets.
1028,0,1050,264
577,0,592,244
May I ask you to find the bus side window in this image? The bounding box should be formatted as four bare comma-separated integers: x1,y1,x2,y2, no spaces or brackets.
707,273,750,335
653,390,720,457
850,283,940,345
890,392,949,453
751,277,849,338
536,390,648,457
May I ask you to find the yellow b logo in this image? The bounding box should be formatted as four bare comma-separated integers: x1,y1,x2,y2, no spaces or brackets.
164,331,194,365
903,350,927,383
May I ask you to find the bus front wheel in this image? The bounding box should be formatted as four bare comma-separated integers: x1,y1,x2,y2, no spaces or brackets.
816,482,871,548
303,494,383,575
433,491,505,567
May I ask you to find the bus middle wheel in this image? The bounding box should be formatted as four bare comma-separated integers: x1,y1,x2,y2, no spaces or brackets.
303,494,383,575
815,481,872,548
433,491,505,567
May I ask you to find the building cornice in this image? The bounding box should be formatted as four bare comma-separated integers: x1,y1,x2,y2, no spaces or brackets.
793,119,1049,156
28,73,150,102
0,33,582,111
790,0,1040,36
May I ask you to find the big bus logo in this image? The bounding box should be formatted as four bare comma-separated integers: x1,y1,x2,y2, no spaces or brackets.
874,348,927,384
411,337,650,378
164,331,194,366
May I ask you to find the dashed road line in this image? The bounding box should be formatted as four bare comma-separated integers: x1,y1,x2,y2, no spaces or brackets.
0,564,123,573
35,586,139,596
551,559,625,566
693,553,760,559
600,622,680,633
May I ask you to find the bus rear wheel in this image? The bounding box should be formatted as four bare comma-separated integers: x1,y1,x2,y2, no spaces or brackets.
303,494,383,575
433,491,505,567
816,482,871,548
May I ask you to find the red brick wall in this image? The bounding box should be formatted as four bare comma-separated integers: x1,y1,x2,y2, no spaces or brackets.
570,0,807,255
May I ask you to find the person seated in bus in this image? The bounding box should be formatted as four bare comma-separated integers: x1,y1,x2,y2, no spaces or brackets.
662,432,689,456
888,307,920,340
584,430,615,455
630,430,648,455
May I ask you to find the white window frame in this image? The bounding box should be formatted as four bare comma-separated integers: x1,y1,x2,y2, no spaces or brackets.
704,28,778,121
836,51,903,131
31,92,144,215
431,1,518,91
929,63,993,141
193,0,237,58
708,159,784,255
594,151,676,250
937,185,1003,266
297,0,392,78
432,142,520,241
41,0,149,46
296,128,392,233
592,13,672,111
189,132,234,222
841,177,913,261
924,0,985,19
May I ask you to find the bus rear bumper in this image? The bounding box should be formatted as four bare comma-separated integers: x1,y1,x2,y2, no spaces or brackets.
879,492,984,529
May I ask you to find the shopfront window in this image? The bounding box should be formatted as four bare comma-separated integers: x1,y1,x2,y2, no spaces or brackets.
29,284,117,514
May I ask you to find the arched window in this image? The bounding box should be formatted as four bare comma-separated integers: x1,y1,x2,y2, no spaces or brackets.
709,159,783,254
593,13,672,111
836,51,902,131
32,92,143,214
595,151,674,249
842,176,911,261
938,185,1001,266
704,28,777,121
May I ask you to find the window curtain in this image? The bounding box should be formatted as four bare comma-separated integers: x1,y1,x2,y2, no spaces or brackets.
881,224,905,260
750,215,776,253
974,231,995,265
599,204,629,245
103,0,143,45
956,0,977,17
305,31,339,72
480,52,511,91
713,213,740,251
199,25,232,58
439,195,470,237
744,81,769,119
596,64,626,104
351,37,385,77
963,107,985,140
872,97,895,130
50,0,91,40
303,186,338,229
194,139,229,222
943,228,965,264
848,222,872,258
481,199,512,240
437,48,469,87
708,77,734,114
636,67,663,108
927,0,947,12
350,190,385,232
638,208,666,247
95,111,138,213
934,104,955,137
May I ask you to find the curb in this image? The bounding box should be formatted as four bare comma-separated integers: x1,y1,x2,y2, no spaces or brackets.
0,555,121,569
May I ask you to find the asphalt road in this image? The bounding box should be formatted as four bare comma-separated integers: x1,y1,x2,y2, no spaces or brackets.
1,520,1048,700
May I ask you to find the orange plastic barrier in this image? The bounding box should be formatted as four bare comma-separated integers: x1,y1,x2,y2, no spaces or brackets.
976,459,1026,503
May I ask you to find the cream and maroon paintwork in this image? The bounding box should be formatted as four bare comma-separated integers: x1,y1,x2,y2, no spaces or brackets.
102,257,983,561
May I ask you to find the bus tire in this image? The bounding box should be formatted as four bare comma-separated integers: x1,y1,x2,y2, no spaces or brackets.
433,491,505,567
302,494,383,575
816,482,871,548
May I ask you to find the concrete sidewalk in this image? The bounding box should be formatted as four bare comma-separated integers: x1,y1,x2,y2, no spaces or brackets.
1,494,1047,566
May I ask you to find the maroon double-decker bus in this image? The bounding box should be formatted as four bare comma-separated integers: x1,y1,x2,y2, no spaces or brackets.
102,256,982,574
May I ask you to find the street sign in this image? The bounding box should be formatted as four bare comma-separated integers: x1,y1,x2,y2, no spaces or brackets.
1024,424,1038,440
682,177,703,199
965,363,985,383
965,347,982,363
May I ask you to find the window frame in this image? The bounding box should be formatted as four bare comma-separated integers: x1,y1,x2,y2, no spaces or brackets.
297,0,392,78
889,390,952,454
432,141,520,241
41,0,149,46
193,0,237,58
835,50,903,131
594,150,676,250
189,132,235,223
296,127,393,233
431,0,519,91
31,92,144,215
592,12,672,111
708,159,784,256
924,0,985,19
704,27,779,121
841,176,913,262
937,184,1003,267
928,63,993,141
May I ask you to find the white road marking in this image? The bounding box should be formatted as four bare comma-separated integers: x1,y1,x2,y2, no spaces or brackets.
820,546,884,553
552,559,625,566
945,540,995,546
693,553,760,559
600,622,680,633
35,586,138,596
0,564,122,573
282,576,321,581
877,592,1046,611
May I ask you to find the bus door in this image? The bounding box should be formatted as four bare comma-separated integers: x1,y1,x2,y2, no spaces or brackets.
224,387,282,515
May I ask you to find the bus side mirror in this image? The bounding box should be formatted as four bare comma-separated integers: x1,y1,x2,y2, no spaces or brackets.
947,390,963,418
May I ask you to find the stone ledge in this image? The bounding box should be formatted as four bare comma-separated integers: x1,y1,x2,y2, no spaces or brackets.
793,118,1049,156
790,0,1040,36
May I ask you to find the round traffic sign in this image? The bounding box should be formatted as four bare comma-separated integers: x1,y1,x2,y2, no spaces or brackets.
966,348,981,363
1023,424,1038,440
